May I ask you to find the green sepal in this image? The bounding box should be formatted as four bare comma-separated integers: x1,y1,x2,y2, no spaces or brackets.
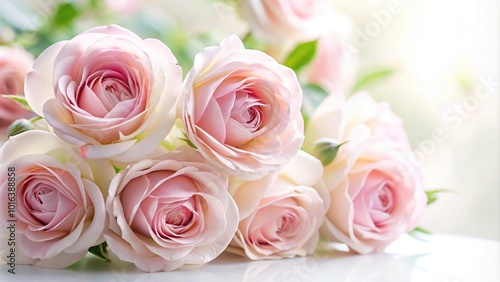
88,241,110,262
313,140,348,166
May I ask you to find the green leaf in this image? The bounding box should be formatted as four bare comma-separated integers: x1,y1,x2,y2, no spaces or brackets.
301,84,328,124
242,32,256,49
313,140,348,166
426,191,438,205
88,0,102,8
284,40,318,72
113,165,121,174
241,32,267,51
2,95,32,111
351,68,396,93
52,3,79,27
408,226,432,240
425,189,453,205
413,226,431,234
88,242,110,262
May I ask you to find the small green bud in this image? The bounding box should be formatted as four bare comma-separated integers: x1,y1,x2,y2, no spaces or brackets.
7,118,33,137
312,139,348,166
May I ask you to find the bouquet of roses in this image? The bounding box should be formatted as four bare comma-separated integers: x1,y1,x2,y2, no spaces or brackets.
1,0,430,273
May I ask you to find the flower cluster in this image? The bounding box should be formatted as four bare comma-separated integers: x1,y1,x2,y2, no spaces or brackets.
0,0,428,273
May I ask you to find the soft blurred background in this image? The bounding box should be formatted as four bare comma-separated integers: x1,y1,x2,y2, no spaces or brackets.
0,0,498,240
331,0,499,241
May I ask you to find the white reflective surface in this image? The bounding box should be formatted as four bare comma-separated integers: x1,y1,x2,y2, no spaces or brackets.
1,234,499,282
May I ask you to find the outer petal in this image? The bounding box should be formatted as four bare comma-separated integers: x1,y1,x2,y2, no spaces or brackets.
24,41,66,116
182,195,239,266
303,93,345,152
65,179,106,253
82,24,144,41
0,130,73,163
229,173,278,220
33,250,88,269
279,150,323,187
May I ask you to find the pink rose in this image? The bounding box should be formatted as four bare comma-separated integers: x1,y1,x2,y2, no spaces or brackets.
0,46,34,132
182,35,304,180
302,14,358,93
240,0,330,45
0,46,33,95
0,130,114,268
342,92,411,149
105,0,142,14
304,92,411,151
104,147,239,272
227,151,327,259
320,126,427,254
25,25,182,162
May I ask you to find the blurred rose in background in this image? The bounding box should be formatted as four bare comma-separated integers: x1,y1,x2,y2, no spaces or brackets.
0,46,34,136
